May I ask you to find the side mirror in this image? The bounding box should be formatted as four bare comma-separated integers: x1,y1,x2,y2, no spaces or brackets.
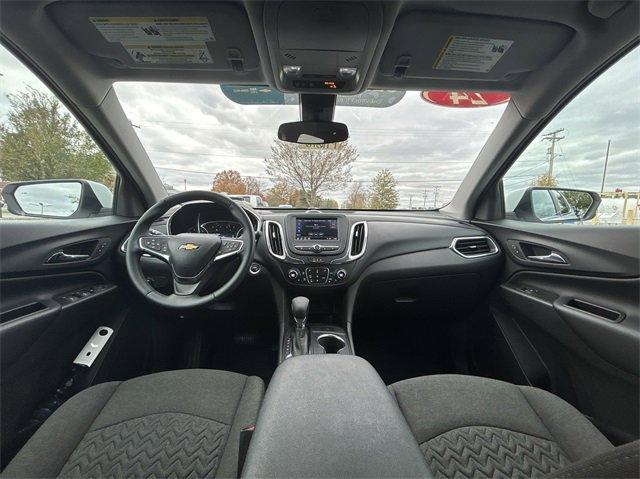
278,121,348,144
507,187,601,223
1,179,113,218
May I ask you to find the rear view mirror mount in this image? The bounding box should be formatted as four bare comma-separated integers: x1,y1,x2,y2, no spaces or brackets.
277,121,349,144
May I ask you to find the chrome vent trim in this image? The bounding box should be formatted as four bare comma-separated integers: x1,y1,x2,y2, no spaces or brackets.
450,236,499,258
348,221,368,260
265,220,286,259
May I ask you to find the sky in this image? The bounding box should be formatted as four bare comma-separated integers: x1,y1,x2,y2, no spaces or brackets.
1,44,638,210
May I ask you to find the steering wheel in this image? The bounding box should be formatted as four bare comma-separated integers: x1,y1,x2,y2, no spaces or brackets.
125,190,255,309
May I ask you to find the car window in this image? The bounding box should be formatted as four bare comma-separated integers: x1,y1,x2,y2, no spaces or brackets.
503,47,639,225
0,45,116,220
114,83,508,210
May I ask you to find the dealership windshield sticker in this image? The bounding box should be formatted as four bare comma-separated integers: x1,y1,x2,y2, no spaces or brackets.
434,36,513,73
90,17,215,44
126,44,212,64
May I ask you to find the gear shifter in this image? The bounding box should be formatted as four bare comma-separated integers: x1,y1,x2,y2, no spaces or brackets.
291,296,309,356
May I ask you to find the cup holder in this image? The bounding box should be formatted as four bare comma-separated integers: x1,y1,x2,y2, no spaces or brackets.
317,334,346,354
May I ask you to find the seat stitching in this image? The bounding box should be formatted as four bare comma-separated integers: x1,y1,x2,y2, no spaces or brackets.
552,451,639,478
419,424,565,446
86,411,230,433
518,386,573,461
56,382,121,476
214,375,249,478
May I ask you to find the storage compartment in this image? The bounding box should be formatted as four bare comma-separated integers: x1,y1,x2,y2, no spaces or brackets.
567,298,623,322
0,302,46,323
243,355,430,478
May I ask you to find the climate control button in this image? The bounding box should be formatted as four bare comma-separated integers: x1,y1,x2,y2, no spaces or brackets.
287,268,300,280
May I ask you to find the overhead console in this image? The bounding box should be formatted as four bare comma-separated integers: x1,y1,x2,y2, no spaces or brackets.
262,1,384,94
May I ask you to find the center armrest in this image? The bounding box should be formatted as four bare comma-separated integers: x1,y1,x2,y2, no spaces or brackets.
242,355,432,478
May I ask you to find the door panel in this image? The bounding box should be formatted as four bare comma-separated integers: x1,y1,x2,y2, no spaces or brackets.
479,219,640,444
0,217,135,465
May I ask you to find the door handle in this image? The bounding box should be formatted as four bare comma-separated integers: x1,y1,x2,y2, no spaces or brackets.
526,252,567,264
46,251,91,264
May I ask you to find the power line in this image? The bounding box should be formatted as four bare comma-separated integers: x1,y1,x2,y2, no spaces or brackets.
541,128,565,177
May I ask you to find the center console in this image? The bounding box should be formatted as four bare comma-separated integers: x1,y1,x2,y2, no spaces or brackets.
241,355,432,478
265,213,367,287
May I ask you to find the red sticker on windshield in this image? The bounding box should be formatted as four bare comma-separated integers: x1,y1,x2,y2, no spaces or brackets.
421,91,510,108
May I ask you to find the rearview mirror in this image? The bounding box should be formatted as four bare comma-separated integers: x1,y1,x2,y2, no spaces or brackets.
278,121,348,144
506,187,601,223
2,179,113,218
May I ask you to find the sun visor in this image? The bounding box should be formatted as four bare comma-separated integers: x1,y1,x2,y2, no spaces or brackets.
46,2,260,73
379,11,574,87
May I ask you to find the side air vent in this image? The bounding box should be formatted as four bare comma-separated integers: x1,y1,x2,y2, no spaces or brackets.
349,222,367,259
266,221,285,259
451,236,498,258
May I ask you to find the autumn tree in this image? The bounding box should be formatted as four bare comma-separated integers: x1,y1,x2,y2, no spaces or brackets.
369,169,399,209
0,87,114,185
265,181,299,206
211,169,246,194
344,181,369,209
264,140,358,207
534,173,558,187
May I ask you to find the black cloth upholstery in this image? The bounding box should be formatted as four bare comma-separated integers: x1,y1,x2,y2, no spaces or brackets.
389,374,614,479
2,369,264,478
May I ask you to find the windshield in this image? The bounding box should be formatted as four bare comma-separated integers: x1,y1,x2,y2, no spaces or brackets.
114,84,508,209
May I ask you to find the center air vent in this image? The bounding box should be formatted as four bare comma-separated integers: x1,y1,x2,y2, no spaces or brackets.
349,222,367,259
266,221,285,259
451,236,498,258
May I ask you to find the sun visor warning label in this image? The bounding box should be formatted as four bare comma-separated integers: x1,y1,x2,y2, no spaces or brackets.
434,36,513,73
90,17,215,44
126,44,212,64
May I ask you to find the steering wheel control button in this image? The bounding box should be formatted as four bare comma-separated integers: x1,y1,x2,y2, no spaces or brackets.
141,237,168,253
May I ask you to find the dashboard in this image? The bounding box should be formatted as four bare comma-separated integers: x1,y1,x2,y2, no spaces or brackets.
133,201,502,294
168,201,260,237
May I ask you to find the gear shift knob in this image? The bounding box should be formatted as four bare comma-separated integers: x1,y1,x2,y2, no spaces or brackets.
291,296,309,330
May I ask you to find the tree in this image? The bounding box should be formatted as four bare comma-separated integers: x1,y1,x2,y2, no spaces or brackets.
0,87,114,186
318,197,339,209
369,169,399,209
242,176,263,196
211,169,246,194
534,173,558,187
265,181,299,206
264,140,358,207
344,181,369,209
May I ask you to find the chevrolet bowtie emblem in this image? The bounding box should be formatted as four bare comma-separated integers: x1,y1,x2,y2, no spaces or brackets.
179,243,199,251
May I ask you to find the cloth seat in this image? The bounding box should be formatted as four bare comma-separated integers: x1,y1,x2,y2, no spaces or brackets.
3,369,264,478
389,374,616,479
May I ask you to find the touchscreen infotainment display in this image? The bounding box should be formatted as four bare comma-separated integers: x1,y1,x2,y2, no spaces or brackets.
295,218,339,241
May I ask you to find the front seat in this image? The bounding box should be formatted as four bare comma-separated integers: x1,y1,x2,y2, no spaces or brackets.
3,369,264,478
389,374,631,478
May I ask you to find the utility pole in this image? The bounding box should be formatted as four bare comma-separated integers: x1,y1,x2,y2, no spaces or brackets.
433,186,440,208
600,139,611,193
541,129,565,177
184,178,187,191
422,187,428,209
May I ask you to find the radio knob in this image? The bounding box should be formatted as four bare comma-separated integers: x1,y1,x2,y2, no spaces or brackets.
336,269,347,280
287,268,300,280
313,244,322,253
